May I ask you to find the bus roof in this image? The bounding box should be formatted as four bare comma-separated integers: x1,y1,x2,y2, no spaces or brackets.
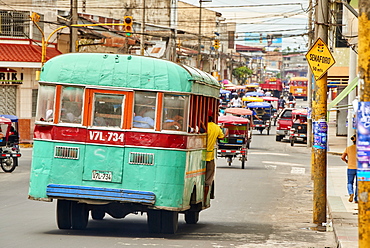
40,53,220,97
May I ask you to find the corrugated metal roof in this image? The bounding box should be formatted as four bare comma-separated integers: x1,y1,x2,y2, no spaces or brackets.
0,43,62,63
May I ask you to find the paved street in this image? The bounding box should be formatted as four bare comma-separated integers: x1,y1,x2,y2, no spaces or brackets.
0,124,339,247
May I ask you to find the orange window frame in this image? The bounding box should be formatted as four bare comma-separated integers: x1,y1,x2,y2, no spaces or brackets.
83,89,133,129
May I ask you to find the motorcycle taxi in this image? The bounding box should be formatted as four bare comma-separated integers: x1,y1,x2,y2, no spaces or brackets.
247,102,273,135
0,115,21,172
217,115,250,169
289,109,308,146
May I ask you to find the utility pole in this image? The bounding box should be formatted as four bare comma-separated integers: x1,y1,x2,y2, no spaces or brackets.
312,0,329,226
357,1,370,246
70,0,78,52
307,0,314,148
197,1,203,69
140,0,146,56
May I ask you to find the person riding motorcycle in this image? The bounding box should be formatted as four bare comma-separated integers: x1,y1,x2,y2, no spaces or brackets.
277,95,286,110
287,93,296,108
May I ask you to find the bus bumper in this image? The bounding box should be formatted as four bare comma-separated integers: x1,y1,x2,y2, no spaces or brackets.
46,184,156,205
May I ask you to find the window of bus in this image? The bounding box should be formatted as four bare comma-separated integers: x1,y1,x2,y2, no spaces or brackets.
59,86,84,124
162,94,189,131
36,84,55,122
93,93,124,127
133,91,157,129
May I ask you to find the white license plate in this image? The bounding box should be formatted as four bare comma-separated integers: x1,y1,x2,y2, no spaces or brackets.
92,170,112,182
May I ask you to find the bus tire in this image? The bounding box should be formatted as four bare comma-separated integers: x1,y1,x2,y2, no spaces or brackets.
147,209,161,233
57,200,71,229
185,211,199,224
91,209,105,220
71,201,88,230
1,157,17,173
161,210,178,234
276,135,282,141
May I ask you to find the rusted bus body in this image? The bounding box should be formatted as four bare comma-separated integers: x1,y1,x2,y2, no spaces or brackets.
28,53,220,233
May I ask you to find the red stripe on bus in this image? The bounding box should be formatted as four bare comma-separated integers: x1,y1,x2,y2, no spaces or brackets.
34,125,206,149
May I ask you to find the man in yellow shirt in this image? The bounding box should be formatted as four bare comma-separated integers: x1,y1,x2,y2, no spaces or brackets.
205,116,224,187
341,134,357,203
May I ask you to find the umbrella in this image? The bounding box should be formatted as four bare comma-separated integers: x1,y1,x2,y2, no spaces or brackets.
225,108,253,116
218,115,250,124
292,109,308,115
245,84,259,88
242,96,263,102
0,117,11,125
262,96,279,102
245,91,264,97
220,89,231,94
247,102,272,108
224,85,237,90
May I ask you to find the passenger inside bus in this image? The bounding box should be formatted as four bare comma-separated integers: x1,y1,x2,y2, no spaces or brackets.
162,110,183,130
133,106,155,129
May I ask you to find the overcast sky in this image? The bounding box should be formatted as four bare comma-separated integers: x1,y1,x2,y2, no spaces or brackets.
180,0,310,51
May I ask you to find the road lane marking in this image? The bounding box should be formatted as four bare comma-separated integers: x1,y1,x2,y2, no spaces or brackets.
291,167,306,174
262,161,305,167
265,165,277,170
250,152,290,156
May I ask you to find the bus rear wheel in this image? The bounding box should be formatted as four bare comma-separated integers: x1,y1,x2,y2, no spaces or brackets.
147,209,178,234
71,201,88,230
185,210,199,224
91,209,105,220
57,199,71,229
161,210,178,234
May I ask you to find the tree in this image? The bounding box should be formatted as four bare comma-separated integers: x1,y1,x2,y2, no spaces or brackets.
232,66,253,85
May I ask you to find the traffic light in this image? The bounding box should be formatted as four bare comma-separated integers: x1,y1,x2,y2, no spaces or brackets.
123,16,133,36
214,39,220,49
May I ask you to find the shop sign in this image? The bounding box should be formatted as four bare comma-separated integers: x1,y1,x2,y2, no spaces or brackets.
0,72,24,85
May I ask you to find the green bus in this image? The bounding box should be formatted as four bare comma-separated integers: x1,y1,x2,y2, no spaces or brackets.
28,53,221,234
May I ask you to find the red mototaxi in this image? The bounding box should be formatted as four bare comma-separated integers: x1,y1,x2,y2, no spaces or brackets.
217,115,250,169
289,109,308,146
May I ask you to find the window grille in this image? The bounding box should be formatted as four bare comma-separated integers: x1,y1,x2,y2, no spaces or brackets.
54,146,80,160
129,152,154,165
0,10,31,37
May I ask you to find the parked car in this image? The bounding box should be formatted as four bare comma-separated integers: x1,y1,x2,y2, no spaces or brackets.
275,108,294,141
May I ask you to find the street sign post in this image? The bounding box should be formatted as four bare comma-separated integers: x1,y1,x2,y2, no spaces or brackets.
305,37,336,81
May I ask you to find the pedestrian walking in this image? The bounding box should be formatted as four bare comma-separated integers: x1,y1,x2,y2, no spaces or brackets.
341,134,358,203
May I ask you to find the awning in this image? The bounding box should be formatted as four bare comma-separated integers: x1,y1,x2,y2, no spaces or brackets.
0,43,62,63
327,76,358,111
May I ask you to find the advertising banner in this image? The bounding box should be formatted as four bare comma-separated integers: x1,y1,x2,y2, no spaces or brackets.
357,101,370,181
313,121,327,149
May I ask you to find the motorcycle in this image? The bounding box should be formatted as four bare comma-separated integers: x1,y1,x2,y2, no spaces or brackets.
288,100,296,108
0,115,21,173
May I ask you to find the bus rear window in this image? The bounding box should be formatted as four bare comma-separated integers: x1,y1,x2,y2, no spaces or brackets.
60,86,84,124
36,84,55,122
93,94,124,127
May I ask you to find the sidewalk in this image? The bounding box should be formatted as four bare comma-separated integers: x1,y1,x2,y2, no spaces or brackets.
327,114,358,248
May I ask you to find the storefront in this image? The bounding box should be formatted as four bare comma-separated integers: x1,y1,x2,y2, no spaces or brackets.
0,39,61,143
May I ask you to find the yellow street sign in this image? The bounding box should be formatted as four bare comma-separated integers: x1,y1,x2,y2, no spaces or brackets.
305,38,336,81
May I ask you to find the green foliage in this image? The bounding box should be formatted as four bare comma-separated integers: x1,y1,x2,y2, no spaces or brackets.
232,66,253,85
